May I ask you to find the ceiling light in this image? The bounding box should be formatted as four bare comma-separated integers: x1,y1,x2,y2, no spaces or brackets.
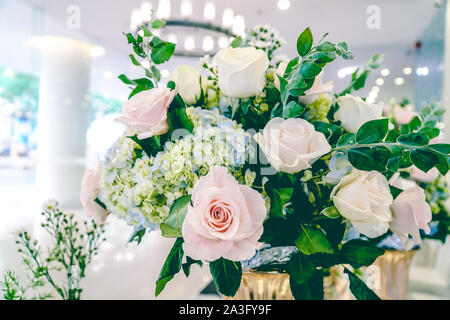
416,66,429,76
394,77,405,85
376,78,384,86
202,36,214,52
90,46,106,58
337,66,357,79
167,34,178,44
380,68,390,76
157,0,171,19
218,36,229,48
222,8,234,27
403,67,412,75
184,36,195,51
140,2,153,22
232,15,246,37
161,69,170,78
104,71,114,79
277,0,291,11
204,2,216,21
130,9,143,31
180,0,193,18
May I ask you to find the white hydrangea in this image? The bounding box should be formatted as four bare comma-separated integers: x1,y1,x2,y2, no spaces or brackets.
99,107,255,230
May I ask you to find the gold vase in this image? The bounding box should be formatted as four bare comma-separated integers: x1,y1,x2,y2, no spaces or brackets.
227,269,294,300
325,250,417,300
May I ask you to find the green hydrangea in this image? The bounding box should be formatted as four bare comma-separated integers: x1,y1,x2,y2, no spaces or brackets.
99,107,255,230
304,94,333,122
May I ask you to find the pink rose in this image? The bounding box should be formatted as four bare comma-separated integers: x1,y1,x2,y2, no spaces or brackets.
393,105,418,125
80,163,108,220
182,166,267,262
390,186,432,249
117,87,176,140
410,166,440,183
254,117,331,174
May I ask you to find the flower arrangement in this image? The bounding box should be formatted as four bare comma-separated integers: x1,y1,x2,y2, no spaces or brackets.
81,17,450,300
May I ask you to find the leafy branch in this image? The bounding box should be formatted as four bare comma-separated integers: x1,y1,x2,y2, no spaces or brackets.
1,201,106,300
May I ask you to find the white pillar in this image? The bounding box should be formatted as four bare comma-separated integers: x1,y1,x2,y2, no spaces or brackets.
34,37,92,208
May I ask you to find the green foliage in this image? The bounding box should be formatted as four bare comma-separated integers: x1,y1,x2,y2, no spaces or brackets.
209,258,242,297
339,53,385,96
356,119,389,144
289,271,324,300
1,202,105,300
120,17,176,98
340,239,385,268
160,196,192,238
344,268,381,300
295,225,334,255
155,238,184,296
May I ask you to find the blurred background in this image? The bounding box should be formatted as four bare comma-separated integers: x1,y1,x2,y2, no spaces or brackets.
0,0,449,299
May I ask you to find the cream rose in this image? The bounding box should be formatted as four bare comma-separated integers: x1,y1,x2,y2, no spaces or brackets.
117,87,176,140
390,187,432,249
334,94,384,133
214,47,269,98
254,117,331,174
80,163,109,221
182,166,267,261
331,170,393,238
299,72,334,105
170,65,202,105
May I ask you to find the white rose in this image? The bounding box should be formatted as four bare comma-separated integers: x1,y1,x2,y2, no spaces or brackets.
170,65,202,105
331,170,393,238
299,72,334,105
390,186,432,250
254,117,331,174
214,47,270,98
274,62,288,91
334,94,384,133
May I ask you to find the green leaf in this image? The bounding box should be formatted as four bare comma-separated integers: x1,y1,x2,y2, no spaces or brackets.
344,268,381,300
428,144,450,155
313,122,343,145
118,74,134,85
348,146,391,172
231,36,243,48
287,252,315,285
124,33,136,44
297,28,313,57
151,42,176,64
299,63,322,79
160,196,192,238
155,238,184,296
397,132,430,146
182,257,202,277
167,94,194,135
152,19,166,29
129,228,146,244
289,271,324,300
141,25,152,37
340,240,384,268
337,133,356,147
209,258,242,297
310,52,336,63
316,41,336,52
320,206,340,219
129,135,162,157
283,101,304,119
295,226,334,256
356,118,389,144
410,149,440,173
129,54,141,66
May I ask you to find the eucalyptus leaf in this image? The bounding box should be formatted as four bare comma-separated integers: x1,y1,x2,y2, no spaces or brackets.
297,28,313,57
356,118,389,144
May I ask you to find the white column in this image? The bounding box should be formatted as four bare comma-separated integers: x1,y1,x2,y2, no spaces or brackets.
34,37,92,208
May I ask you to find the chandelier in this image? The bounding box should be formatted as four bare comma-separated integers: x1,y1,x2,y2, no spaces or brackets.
129,1,245,57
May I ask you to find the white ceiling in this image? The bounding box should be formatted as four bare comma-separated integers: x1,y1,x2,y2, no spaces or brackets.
21,0,439,54
10,0,443,103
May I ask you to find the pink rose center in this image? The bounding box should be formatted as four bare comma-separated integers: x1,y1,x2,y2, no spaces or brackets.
205,201,233,233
